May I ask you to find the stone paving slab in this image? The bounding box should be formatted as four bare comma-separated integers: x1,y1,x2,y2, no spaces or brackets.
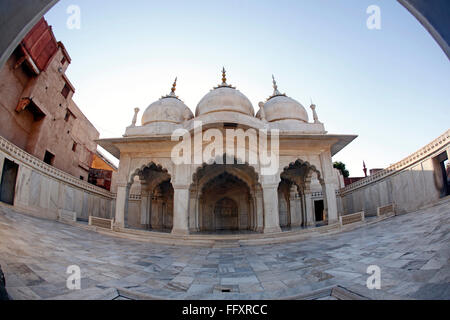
0,199,449,300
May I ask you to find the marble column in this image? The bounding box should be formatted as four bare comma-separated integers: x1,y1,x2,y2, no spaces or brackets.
147,195,153,230
0,154,4,184
262,184,281,233
255,190,264,232
172,185,190,235
249,196,254,230
319,150,339,224
140,183,149,227
189,190,198,232
151,194,162,229
239,195,248,230
114,184,128,228
323,182,338,224
289,187,302,227
304,192,314,226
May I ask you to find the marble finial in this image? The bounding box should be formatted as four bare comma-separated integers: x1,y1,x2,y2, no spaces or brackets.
268,75,286,100
131,107,140,127
310,103,321,124
258,101,267,122
272,75,281,96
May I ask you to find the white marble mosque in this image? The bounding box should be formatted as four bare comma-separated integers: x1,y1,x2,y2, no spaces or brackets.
99,69,356,235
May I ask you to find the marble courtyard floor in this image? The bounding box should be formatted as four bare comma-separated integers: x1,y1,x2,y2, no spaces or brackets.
0,200,449,300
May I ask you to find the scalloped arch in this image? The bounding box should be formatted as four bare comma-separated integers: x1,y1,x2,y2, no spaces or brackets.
128,161,171,185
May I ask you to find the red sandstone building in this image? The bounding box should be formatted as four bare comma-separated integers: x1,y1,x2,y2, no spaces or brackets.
0,18,114,190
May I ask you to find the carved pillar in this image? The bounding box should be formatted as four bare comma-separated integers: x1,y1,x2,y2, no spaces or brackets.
114,184,128,228
304,191,314,227
239,194,248,230
320,150,339,224
255,189,264,232
249,194,254,231
147,193,152,230
198,193,203,231
289,186,301,227
189,189,199,232
323,182,338,224
0,155,4,184
171,185,190,235
151,191,162,229
262,184,281,233
296,193,303,227
140,183,149,227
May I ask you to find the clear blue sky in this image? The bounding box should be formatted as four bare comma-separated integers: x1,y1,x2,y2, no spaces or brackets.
45,0,450,176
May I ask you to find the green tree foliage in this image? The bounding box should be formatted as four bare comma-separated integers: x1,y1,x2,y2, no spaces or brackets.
333,161,350,178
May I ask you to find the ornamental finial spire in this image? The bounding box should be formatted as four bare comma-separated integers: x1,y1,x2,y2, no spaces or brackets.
162,77,180,99
214,67,235,89
170,77,177,95
222,67,227,86
272,75,281,96
267,75,286,100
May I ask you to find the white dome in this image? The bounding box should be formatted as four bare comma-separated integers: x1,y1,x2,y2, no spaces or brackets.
196,86,254,117
258,95,309,123
141,96,193,126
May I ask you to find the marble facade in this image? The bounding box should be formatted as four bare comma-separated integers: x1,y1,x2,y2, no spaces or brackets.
99,72,355,236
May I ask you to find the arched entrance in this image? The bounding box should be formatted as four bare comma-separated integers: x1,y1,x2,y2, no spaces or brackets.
214,197,239,231
127,162,174,232
279,159,324,228
190,156,262,233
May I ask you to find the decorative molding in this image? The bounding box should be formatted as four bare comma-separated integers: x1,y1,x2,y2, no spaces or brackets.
0,135,114,199
339,130,450,195
129,194,141,201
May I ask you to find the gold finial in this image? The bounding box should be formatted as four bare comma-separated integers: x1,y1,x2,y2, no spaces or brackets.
162,77,180,99
170,77,177,95
222,67,227,85
215,67,235,89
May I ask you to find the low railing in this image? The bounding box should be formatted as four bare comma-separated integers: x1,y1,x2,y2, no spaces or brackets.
89,216,114,230
377,204,395,217
340,211,365,226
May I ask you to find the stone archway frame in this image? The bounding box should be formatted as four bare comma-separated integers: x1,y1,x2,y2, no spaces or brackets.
200,174,249,231
280,159,325,227
190,154,262,232
128,161,172,186
124,161,173,230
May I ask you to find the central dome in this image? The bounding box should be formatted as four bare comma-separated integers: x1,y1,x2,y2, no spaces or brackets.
196,87,254,117
195,68,254,117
